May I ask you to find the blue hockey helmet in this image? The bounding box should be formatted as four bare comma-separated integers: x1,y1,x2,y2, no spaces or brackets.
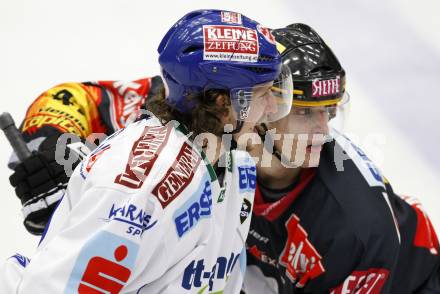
158,9,293,121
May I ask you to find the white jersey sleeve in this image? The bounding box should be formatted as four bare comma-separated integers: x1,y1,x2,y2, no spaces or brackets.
0,117,256,294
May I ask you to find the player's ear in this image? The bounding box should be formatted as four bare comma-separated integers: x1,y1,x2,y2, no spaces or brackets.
215,94,226,107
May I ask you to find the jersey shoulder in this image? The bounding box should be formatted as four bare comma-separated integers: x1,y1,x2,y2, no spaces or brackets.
318,135,400,244
76,117,210,210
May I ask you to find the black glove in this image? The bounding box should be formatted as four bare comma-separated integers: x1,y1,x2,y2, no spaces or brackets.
9,134,84,235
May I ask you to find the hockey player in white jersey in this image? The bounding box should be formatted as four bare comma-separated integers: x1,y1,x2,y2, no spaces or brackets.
0,9,294,293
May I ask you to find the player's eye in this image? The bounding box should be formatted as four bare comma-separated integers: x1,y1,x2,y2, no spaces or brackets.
292,107,311,116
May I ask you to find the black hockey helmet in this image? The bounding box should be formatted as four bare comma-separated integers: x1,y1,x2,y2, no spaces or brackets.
272,23,348,107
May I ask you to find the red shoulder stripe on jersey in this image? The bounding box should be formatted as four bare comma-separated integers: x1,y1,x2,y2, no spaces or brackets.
401,195,439,255
253,168,316,221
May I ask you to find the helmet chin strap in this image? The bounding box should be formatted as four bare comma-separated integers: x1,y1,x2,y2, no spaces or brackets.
257,123,300,168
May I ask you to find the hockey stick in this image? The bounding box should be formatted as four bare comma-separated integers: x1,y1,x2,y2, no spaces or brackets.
0,112,31,162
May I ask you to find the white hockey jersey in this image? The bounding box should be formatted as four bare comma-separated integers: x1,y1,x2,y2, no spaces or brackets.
0,116,257,293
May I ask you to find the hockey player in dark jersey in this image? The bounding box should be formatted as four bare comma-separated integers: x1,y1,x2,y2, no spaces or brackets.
242,23,440,293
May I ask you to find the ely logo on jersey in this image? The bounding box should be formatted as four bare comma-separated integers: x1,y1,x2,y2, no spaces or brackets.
182,252,241,291
106,203,157,236
152,142,201,208
65,231,139,294
312,76,340,97
115,124,172,189
203,25,259,63
238,165,257,192
174,180,212,237
330,268,389,294
220,11,242,24
280,214,325,288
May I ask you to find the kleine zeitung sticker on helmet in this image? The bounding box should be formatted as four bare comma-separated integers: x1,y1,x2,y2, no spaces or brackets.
220,11,242,24
203,25,259,63
312,76,341,97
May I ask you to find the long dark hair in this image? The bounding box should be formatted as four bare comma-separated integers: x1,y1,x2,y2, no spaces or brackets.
146,86,230,137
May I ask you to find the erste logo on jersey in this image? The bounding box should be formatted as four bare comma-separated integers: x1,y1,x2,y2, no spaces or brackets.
66,231,139,293
152,142,201,208
106,203,157,237
280,214,325,288
174,180,212,237
182,252,241,291
220,11,242,24
330,268,389,294
312,76,340,97
115,124,172,189
203,25,259,63
335,134,385,188
238,165,257,192
350,140,384,184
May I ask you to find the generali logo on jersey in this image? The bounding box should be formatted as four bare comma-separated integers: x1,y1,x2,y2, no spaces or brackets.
203,25,259,63
279,214,325,288
220,11,242,24
312,76,340,97
152,142,201,208
115,124,172,189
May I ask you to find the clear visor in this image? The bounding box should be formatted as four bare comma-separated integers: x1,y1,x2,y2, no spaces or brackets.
287,91,350,139
230,64,293,123
327,91,350,133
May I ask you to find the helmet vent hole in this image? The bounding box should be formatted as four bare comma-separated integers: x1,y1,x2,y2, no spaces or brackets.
244,66,273,74
258,55,274,62
310,66,333,74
